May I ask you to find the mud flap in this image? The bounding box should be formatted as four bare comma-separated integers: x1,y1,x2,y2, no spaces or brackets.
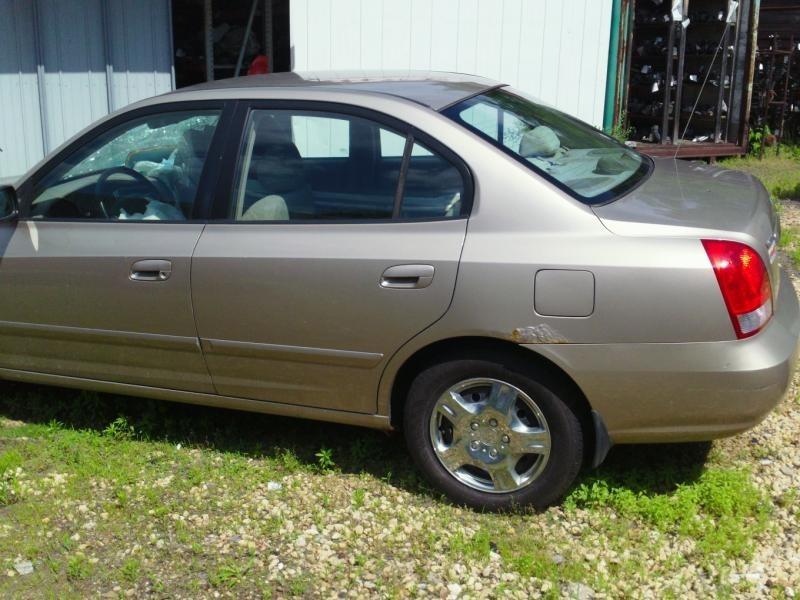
591,410,613,468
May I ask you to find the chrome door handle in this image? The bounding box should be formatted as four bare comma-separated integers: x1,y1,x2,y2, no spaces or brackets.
130,259,172,282
381,264,434,289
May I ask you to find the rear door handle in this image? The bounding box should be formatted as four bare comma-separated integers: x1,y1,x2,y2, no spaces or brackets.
381,264,435,289
130,259,172,282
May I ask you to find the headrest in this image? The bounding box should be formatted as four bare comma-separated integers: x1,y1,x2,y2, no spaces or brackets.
253,113,294,147
595,154,629,175
241,194,290,221
176,126,215,162
253,146,305,194
519,126,561,158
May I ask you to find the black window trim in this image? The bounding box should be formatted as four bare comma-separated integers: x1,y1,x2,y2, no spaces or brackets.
392,134,415,218
441,88,654,207
210,99,475,224
15,99,238,223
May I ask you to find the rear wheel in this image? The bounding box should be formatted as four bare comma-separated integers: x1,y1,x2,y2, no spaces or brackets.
404,359,583,511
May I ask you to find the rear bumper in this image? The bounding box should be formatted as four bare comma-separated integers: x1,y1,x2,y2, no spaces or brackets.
527,268,800,444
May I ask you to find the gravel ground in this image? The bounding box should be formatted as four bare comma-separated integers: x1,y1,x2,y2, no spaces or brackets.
0,203,799,599
716,198,800,598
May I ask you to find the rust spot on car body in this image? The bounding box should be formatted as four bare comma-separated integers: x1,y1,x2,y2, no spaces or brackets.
511,325,569,344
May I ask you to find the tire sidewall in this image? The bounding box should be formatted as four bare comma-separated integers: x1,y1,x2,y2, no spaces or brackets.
404,359,583,511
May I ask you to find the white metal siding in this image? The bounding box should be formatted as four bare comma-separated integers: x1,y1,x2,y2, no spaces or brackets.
0,0,173,179
290,0,613,127
37,0,110,151
107,0,174,109
0,0,45,179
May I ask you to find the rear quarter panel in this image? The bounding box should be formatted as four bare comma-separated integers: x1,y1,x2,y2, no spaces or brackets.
378,139,735,415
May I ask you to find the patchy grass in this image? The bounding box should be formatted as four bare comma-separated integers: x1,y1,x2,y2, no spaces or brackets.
0,379,789,598
567,467,770,561
779,226,800,268
721,153,800,200
0,448,22,507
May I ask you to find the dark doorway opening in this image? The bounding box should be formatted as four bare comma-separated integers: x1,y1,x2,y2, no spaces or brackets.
171,0,291,89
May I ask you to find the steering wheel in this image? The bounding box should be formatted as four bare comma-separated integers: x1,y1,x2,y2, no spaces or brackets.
94,166,168,213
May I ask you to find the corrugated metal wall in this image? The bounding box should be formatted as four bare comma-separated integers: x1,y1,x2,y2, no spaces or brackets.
0,0,173,180
290,0,613,128
106,0,174,108
0,0,44,179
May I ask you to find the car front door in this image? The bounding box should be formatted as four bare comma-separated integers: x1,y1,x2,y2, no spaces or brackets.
191,103,471,413
0,102,231,392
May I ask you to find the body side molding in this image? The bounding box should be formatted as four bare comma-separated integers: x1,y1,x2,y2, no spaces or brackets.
199,338,384,369
0,367,393,430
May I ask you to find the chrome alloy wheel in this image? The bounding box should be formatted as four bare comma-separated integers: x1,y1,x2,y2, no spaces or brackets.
429,378,551,494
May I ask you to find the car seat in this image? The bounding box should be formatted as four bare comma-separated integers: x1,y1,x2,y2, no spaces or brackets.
246,117,314,219
173,125,217,213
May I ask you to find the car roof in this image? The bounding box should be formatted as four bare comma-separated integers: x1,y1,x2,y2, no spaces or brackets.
173,71,500,111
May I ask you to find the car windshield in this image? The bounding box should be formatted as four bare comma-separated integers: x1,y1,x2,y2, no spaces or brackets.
443,87,651,204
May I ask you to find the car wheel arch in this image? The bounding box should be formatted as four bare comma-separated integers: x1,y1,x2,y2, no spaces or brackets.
387,336,597,464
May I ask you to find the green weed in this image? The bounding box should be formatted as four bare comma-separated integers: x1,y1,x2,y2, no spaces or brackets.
352,487,366,509
0,449,22,506
209,561,250,588
120,558,141,583
609,112,635,143
565,468,769,560
102,416,136,441
449,527,493,561
66,555,91,580
287,574,311,596
315,447,335,472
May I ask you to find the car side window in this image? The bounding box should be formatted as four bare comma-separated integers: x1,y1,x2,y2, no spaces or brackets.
459,103,527,151
29,110,221,221
232,110,401,221
291,115,350,158
379,130,432,158
459,103,499,139
402,141,465,219
230,108,467,222
379,130,464,219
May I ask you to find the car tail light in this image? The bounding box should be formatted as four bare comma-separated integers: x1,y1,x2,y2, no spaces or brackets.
702,239,772,339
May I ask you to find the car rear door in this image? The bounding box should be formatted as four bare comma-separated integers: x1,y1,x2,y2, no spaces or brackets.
0,101,233,392
191,102,471,413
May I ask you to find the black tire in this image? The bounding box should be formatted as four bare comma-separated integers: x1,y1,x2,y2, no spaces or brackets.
404,359,583,511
